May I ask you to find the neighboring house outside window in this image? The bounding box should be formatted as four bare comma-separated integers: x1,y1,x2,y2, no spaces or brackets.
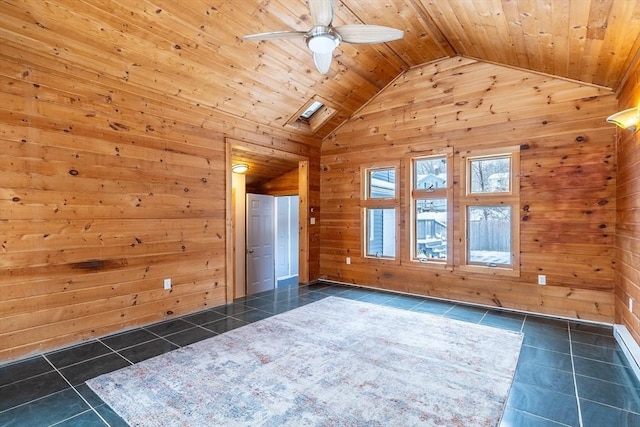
409,150,453,266
359,147,519,276
362,164,399,260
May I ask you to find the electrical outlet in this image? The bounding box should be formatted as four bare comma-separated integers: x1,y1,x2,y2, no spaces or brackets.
164,278,172,290
310,217,316,225
630,298,634,313
346,257,351,265
538,275,546,285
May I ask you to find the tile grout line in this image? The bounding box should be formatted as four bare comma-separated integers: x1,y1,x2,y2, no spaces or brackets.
98,335,156,354
0,372,62,416
0,364,55,392
44,346,115,371
48,409,101,427
42,354,112,427
441,303,457,317
141,325,191,348
97,338,135,365
519,314,528,334
567,325,584,427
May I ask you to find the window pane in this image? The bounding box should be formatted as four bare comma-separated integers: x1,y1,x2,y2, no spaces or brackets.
368,168,396,199
366,208,396,258
299,100,323,119
470,156,510,193
415,199,447,261
414,157,447,190
467,206,511,266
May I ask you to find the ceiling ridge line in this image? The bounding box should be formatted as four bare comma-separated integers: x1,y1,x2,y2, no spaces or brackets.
459,55,614,92
615,43,640,97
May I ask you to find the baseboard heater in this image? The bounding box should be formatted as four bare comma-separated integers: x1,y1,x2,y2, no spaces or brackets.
613,324,640,381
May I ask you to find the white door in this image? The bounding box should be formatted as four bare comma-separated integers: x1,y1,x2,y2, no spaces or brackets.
246,194,275,295
275,196,299,281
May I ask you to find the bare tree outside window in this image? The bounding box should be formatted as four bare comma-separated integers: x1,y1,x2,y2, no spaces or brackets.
470,157,510,193
412,155,450,263
467,155,513,266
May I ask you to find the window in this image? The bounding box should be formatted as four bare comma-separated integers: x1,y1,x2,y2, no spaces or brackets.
299,100,324,120
362,164,399,260
467,205,512,265
285,96,337,134
409,153,452,265
367,168,396,199
366,208,396,258
460,148,520,273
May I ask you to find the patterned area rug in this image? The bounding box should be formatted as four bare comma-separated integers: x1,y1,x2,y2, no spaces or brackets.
87,297,523,426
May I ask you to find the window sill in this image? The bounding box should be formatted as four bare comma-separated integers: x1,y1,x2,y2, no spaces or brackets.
405,259,453,271
457,264,520,277
362,256,401,266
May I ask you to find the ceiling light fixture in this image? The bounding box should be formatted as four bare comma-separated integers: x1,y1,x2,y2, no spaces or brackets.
307,33,340,54
232,163,249,174
606,106,639,132
304,27,341,74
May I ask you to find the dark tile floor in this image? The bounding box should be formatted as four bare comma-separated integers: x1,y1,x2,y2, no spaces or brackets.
1,281,639,426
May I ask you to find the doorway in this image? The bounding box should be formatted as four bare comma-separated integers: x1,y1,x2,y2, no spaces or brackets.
275,195,299,287
225,138,309,302
245,194,299,295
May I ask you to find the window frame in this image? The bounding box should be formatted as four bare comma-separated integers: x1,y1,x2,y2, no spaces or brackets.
407,150,454,269
361,162,400,262
459,147,521,276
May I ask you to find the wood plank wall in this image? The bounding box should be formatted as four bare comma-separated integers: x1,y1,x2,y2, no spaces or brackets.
0,53,320,362
615,58,640,344
254,168,300,196
320,57,618,322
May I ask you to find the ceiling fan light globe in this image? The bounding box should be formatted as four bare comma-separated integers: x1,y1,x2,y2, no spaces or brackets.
313,52,332,74
308,35,339,54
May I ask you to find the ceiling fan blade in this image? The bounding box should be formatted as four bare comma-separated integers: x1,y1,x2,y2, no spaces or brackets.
313,52,333,74
335,25,404,44
243,30,306,41
309,0,333,27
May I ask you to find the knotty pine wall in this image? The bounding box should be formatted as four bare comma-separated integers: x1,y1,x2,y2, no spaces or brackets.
615,58,640,345
320,57,618,323
253,168,300,196
0,58,320,362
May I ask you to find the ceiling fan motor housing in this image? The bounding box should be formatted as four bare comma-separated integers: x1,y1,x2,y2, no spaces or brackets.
305,26,341,53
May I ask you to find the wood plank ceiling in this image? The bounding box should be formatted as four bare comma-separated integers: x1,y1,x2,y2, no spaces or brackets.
2,0,639,185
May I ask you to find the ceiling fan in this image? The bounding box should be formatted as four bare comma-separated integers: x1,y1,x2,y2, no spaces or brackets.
243,0,404,74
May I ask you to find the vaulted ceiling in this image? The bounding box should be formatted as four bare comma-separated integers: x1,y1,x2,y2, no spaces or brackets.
2,0,639,181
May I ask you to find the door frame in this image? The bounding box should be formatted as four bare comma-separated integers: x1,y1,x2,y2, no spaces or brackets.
225,138,309,303
275,194,300,281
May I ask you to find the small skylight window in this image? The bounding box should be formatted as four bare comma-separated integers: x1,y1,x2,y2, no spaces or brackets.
299,100,324,120
285,96,336,133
